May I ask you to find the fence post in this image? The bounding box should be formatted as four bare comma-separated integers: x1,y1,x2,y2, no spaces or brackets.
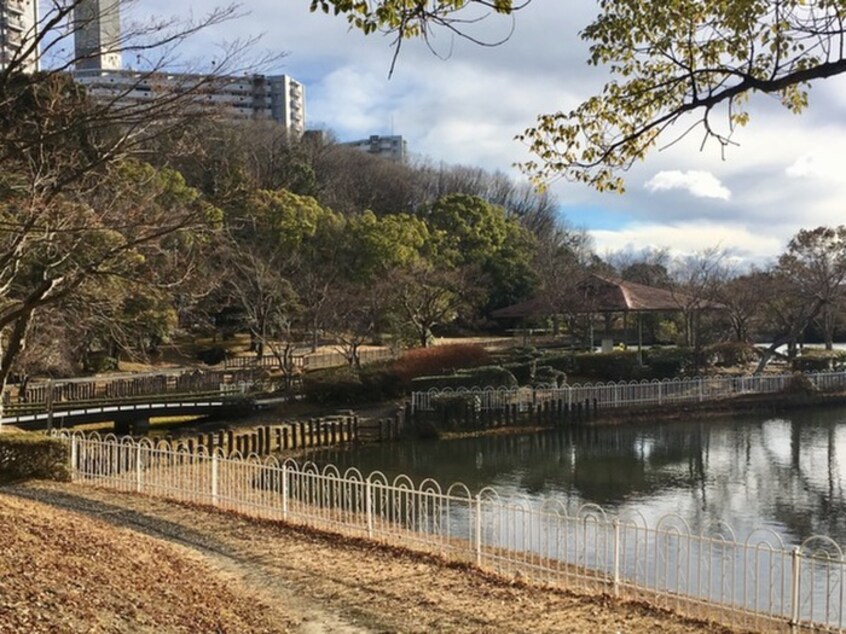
475,494,483,567
698,377,704,403
281,464,288,521
366,478,374,539
612,519,621,597
70,434,78,480
211,452,219,507
135,445,143,493
46,378,54,431
790,546,801,627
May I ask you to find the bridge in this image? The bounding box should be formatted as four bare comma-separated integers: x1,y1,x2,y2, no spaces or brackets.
0,368,263,433
1,396,255,433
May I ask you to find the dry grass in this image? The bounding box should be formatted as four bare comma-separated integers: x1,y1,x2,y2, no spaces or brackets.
0,480,743,634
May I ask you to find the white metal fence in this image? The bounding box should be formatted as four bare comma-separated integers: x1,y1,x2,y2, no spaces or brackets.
57,431,846,632
411,370,846,413
225,348,397,372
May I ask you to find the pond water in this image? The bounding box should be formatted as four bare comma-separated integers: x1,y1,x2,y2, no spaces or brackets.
310,406,846,547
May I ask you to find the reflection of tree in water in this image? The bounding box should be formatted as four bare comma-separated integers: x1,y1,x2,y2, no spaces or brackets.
758,416,846,543
312,407,846,544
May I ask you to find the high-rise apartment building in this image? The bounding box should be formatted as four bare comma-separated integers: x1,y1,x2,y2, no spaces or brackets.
74,0,122,71
0,0,38,73
70,0,306,132
342,135,407,163
72,70,307,134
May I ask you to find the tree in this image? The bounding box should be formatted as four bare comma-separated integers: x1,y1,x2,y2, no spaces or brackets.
668,247,727,350
314,1,846,190
715,272,763,343
218,189,340,375
754,226,846,371
421,193,537,311
386,262,479,347
0,159,216,410
0,2,260,416
309,0,525,76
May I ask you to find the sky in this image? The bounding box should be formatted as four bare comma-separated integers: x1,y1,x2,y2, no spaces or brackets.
137,1,846,266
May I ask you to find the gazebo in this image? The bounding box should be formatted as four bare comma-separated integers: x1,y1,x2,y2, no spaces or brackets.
491,274,720,360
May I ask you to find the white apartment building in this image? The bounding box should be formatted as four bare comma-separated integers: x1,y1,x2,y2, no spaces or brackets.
342,135,407,162
72,69,307,134
0,0,38,73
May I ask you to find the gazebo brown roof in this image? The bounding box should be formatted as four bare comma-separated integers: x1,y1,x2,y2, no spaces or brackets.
491,274,719,319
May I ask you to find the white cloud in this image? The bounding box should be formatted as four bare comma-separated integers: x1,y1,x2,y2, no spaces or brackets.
644,170,731,200
591,222,783,262
786,154,817,178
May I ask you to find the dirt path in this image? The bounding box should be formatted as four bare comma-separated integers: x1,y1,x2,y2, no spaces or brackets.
0,481,739,633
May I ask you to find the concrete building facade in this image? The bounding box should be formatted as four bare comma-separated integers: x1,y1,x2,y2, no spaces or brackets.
0,0,38,73
74,0,122,71
342,135,407,162
72,69,307,134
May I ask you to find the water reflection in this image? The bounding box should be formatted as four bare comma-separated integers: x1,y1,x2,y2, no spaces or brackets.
310,406,846,546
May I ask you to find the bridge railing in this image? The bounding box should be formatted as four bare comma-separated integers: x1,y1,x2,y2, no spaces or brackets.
4,369,262,412
57,430,846,633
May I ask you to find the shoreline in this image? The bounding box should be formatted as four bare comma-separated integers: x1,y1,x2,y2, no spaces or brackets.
425,390,846,441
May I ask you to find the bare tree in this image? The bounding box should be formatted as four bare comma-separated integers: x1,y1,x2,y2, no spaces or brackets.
669,247,728,350
0,2,264,416
753,227,846,372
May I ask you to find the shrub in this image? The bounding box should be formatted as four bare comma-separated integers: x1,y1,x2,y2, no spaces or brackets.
410,366,518,392
532,365,567,387
539,353,577,374
706,342,759,367
0,434,70,482
196,347,228,366
645,347,694,378
783,372,819,396
391,344,491,382
792,349,846,372
502,361,534,384
573,351,643,382
302,365,407,405
84,352,118,373
302,367,364,405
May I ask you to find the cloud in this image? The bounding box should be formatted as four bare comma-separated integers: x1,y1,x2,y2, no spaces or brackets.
644,170,731,200
591,222,783,262
785,154,817,178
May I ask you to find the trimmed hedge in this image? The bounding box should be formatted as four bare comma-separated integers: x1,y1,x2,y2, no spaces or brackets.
302,366,406,405
410,366,518,392
573,351,643,382
533,365,567,387
644,347,694,379
705,342,758,367
0,434,70,482
792,350,846,372
391,344,491,382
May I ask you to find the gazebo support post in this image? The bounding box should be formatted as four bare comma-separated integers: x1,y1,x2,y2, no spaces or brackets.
601,313,613,353
638,313,644,366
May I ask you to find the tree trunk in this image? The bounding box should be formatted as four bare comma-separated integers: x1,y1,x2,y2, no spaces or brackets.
0,316,32,422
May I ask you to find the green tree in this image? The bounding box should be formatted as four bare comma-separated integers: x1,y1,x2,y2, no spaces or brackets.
422,193,537,311
219,189,341,367
314,0,846,190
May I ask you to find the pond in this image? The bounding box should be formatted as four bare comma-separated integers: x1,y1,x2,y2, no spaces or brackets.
309,406,846,547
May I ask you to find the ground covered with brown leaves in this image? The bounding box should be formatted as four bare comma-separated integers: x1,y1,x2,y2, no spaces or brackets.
0,481,740,633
